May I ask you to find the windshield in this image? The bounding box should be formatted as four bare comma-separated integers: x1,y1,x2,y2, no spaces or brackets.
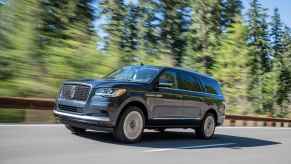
104,66,160,83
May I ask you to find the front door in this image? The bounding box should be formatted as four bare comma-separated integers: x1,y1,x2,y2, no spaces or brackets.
149,69,185,119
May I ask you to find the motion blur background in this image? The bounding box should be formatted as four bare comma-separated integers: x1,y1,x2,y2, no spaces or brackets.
0,0,291,122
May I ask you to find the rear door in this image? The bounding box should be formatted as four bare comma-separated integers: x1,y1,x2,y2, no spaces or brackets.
177,71,206,119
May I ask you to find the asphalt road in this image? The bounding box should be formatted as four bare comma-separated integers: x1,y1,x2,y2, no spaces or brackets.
0,125,290,164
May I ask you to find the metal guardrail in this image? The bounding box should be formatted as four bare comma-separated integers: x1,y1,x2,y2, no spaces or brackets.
0,97,55,110
0,97,291,127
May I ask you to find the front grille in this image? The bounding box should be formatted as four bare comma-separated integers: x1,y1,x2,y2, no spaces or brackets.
58,104,81,113
61,84,91,101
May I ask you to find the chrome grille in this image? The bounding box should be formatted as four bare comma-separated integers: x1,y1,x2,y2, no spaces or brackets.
61,84,91,101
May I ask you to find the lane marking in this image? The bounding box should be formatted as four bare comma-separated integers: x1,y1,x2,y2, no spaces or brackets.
218,127,291,130
143,142,236,153
0,124,63,127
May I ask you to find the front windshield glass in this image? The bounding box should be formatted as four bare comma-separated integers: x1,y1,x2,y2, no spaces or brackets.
104,66,160,83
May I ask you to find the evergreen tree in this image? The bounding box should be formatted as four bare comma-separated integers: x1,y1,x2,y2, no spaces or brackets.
142,0,162,57
183,0,223,73
160,0,191,66
247,0,272,113
270,8,284,58
100,0,127,65
221,0,243,29
276,27,291,116
212,17,250,114
120,2,141,63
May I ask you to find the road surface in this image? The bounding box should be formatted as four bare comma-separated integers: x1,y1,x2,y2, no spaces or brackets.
0,125,290,164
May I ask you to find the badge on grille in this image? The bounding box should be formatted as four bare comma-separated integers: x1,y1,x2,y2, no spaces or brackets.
70,86,76,99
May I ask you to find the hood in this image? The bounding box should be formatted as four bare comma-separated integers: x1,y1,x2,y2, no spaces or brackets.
63,79,150,88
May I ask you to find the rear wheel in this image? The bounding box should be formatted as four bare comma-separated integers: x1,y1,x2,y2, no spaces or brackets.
113,106,145,143
195,113,216,139
65,125,86,134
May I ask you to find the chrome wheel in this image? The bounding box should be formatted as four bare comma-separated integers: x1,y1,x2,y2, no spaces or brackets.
123,111,144,140
203,115,215,138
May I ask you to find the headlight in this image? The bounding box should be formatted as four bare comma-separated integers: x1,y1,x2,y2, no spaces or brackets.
94,88,126,97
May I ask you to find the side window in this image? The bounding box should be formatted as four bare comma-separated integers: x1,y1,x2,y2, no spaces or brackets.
158,70,177,88
205,84,217,94
203,78,221,95
177,71,203,92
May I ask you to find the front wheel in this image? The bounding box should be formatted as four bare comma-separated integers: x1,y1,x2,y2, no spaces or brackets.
195,113,216,139
113,106,145,143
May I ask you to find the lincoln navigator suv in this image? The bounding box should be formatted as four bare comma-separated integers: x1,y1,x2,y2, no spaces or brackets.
54,65,225,143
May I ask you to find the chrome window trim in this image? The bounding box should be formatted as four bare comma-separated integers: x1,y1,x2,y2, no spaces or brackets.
157,87,218,96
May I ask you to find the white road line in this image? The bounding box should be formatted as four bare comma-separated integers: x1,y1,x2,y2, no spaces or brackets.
0,124,63,127
143,143,236,153
218,127,291,130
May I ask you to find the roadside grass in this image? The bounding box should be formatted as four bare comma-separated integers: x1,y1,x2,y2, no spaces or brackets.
0,108,56,123
0,109,25,123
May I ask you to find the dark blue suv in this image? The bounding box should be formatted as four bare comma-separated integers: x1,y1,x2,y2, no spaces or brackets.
54,65,225,143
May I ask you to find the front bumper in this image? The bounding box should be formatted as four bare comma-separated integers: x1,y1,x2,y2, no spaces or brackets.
54,110,114,128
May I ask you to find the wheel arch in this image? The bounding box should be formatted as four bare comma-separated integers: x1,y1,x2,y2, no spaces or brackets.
117,99,149,125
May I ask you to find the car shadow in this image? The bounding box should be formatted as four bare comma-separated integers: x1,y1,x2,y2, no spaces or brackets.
75,129,281,150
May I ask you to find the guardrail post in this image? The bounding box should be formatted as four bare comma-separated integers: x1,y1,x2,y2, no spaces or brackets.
280,122,284,127
253,121,258,127
230,119,236,126
243,121,247,126
272,122,276,127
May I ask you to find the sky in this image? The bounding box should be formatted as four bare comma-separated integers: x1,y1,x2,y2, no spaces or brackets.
242,0,291,28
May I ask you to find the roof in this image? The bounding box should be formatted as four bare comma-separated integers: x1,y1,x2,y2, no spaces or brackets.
129,64,216,81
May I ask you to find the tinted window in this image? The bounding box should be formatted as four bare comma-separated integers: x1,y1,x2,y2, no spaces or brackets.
177,71,202,92
159,70,177,88
203,78,221,95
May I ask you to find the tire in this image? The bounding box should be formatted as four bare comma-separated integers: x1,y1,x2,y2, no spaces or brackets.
195,113,216,139
113,106,145,143
65,125,86,134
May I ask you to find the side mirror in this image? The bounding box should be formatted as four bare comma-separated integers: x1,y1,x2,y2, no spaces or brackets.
158,79,174,88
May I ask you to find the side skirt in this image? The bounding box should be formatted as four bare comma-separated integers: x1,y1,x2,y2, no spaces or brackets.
146,118,202,128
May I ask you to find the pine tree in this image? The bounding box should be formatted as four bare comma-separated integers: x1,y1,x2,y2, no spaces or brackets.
247,0,272,113
100,0,127,65
142,0,162,57
221,0,243,29
212,17,250,113
120,2,141,63
183,0,223,73
276,27,291,117
270,8,284,58
160,0,191,66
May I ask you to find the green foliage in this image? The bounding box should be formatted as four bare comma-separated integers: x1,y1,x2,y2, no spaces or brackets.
212,18,250,114
276,27,291,116
247,0,274,114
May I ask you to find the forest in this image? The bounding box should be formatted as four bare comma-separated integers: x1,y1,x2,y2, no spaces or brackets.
0,0,291,118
